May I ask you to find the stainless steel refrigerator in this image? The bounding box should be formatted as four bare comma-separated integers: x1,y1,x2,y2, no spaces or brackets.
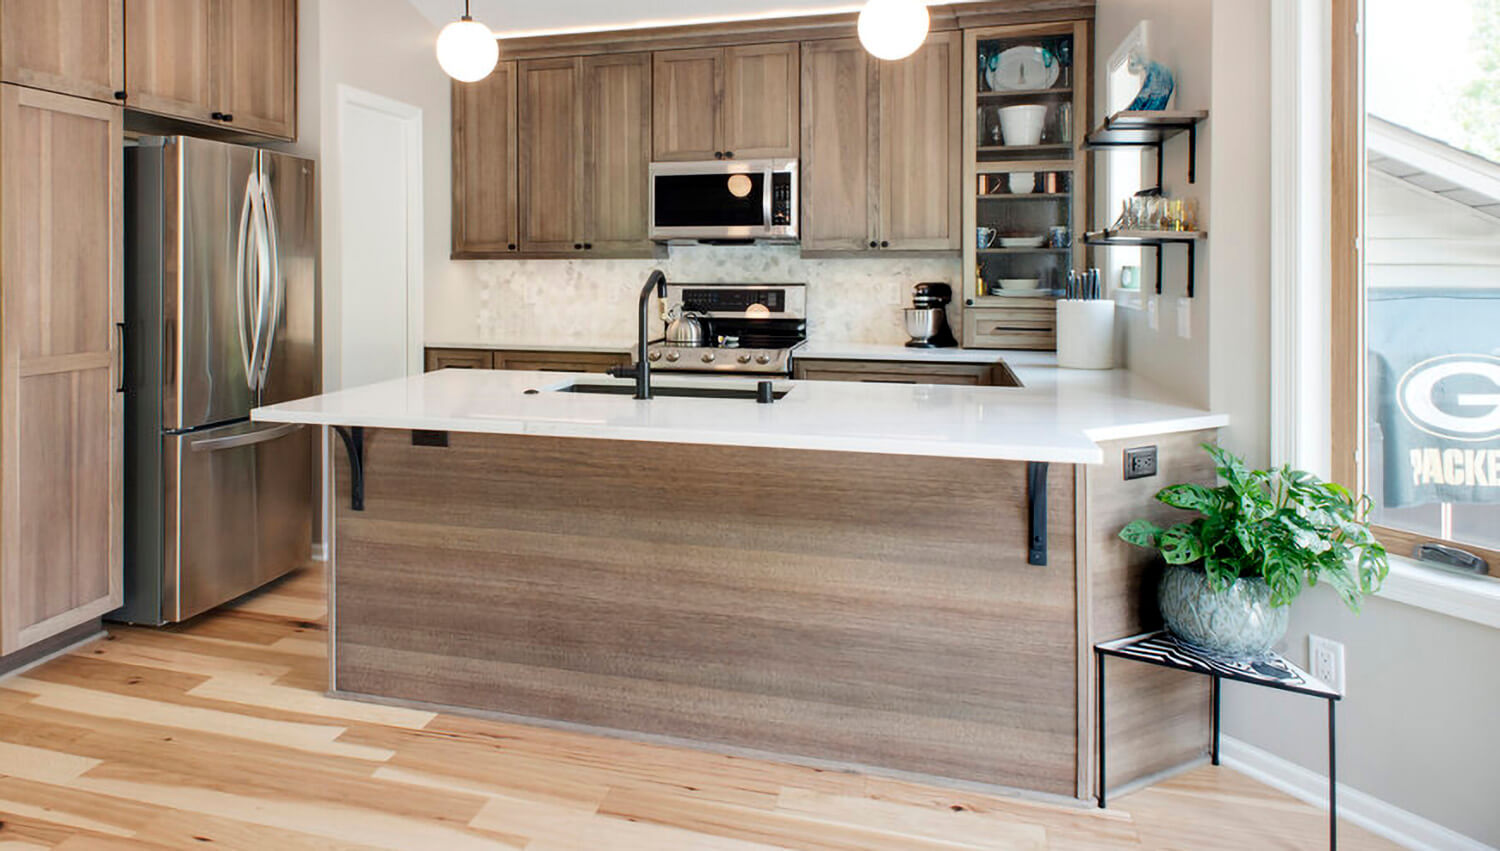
117,136,319,625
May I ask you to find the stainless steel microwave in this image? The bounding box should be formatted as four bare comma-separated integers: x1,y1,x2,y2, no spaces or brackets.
648,159,798,243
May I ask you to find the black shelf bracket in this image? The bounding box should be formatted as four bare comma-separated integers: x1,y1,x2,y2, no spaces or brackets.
1187,122,1198,184
334,426,365,511
1028,462,1049,566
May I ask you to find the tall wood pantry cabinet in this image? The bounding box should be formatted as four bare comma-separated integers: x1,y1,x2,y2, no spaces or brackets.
0,84,124,655
801,32,962,253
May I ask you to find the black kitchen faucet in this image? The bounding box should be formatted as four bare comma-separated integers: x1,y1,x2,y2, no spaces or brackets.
607,270,667,400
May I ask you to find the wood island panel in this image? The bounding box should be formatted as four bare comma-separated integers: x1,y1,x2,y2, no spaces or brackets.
1078,430,1219,795
333,430,1082,794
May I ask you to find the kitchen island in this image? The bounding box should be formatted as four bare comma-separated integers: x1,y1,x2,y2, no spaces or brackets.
254,360,1227,801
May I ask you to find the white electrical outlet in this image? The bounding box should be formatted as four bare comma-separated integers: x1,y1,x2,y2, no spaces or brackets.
1309,635,1346,694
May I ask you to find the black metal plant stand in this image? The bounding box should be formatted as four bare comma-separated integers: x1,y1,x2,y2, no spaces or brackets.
1094,631,1343,849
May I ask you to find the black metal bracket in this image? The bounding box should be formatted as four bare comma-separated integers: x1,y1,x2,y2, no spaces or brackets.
1027,462,1049,566
334,426,365,511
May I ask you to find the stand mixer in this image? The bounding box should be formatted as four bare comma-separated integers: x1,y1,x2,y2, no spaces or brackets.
904,283,958,348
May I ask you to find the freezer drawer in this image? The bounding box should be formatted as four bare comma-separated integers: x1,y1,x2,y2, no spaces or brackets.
164,420,310,622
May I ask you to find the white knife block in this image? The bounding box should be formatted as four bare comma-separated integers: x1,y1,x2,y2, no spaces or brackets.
1056,300,1116,370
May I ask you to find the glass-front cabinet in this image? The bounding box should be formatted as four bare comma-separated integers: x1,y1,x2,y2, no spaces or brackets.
962,22,1090,349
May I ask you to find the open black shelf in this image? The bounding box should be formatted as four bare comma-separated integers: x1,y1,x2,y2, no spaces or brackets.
1083,110,1209,185
1084,229,1207,297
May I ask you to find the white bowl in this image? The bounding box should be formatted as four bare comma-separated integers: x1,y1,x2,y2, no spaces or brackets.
999,235,1047,248
999,104,1047,147
1009,172,1037,194
999,277,1042,290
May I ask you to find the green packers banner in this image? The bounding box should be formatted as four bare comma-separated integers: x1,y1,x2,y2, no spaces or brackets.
1369,289,1500,507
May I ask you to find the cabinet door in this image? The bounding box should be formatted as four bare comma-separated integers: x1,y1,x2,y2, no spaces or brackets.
216,0,297,139
452,62,518,256
124,0,216,124
800,39,875,252
518,58,584,254
722,43,799,159
0,0,123,102
652,48,722,162
0,86,122,654
582,53,652,256
878,31,961,250
425,349,495,372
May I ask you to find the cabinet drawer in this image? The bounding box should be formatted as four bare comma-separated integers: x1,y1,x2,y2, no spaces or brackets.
793,359,1016,386
424,349,495,371
493,351,631,373
964,308,1057,351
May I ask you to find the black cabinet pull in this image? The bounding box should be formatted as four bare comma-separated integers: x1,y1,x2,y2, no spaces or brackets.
584,243,593,250
113,90,127,101
573,243,583,250
724,151,734,159
880,240,890,248
868,241,878,249
714,151,724,160
507,243,517,251
211,112,225,120
222,113,233,122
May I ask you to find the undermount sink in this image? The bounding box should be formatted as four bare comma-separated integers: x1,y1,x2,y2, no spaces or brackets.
554,382,791,401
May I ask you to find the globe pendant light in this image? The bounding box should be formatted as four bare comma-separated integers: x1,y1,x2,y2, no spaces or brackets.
857,0,930,61
436,0,499,83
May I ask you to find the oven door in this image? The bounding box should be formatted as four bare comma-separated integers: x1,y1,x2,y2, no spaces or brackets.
650,160,781,241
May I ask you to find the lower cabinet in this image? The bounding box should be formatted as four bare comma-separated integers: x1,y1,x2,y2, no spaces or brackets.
793,358,1019,386
424,348,631,374
0,85,123,654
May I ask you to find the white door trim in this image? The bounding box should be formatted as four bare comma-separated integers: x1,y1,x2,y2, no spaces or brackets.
334,84,425,382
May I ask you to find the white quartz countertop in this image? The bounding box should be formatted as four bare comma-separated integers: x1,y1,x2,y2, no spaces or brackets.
253,358,1227,465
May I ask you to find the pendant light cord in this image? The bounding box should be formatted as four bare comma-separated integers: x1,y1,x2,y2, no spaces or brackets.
462,0,471,22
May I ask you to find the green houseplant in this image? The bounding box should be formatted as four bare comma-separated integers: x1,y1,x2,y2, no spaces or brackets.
1119,443,1389,658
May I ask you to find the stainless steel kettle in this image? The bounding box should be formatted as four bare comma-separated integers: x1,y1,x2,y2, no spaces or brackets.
665,305,708,347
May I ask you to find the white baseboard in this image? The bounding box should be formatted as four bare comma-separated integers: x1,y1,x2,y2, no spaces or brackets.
1221,736,1493,851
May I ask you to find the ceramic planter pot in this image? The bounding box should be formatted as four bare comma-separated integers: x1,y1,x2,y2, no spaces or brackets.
1157,564,1289,659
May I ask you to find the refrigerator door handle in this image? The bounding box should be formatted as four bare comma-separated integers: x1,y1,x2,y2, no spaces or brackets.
189,422,304,453
255,159,283,390
234,170,262,390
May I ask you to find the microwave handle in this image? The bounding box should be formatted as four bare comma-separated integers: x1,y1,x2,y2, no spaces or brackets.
763,166,774,228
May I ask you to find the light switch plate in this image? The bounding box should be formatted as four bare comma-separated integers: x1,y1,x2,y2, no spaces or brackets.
1176,298,1192,339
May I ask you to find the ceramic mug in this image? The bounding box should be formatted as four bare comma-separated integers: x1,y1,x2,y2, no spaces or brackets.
976,227,997,248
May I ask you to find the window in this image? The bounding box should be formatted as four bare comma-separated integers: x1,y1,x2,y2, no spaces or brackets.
1102,23,1147,294
1333,0,1500,574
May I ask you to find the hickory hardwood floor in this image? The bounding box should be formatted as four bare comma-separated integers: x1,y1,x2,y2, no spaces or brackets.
0,564,1399,850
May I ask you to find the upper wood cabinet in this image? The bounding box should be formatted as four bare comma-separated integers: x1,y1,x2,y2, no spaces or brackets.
800,39,875,252
878,31,962,250
581,54,652,254
0,84,123,654
216,0,296,138
653,42,799,162
801,33,960,253
511,53,652,258
452,62,518,256
518,58,584,254
125,0,297,141
0,0,124,103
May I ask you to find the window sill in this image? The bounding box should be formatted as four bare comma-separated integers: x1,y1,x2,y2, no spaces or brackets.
1376,554,1500,630
1115,290,1143,310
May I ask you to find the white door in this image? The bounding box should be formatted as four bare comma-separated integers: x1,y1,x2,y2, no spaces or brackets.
336,86,423,390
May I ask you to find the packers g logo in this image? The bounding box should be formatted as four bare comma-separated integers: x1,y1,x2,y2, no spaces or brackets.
1398,354,1500,443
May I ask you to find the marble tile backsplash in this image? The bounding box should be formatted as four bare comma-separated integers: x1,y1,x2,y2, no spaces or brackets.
465,245,961,347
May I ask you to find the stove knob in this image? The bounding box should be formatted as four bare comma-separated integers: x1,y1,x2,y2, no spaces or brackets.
701,352,717,363
647,350,663,362
737,354,753,364
755,354,772,365
665,351,680,363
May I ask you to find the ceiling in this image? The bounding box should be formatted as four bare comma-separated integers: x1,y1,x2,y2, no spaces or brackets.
406,1,866,38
